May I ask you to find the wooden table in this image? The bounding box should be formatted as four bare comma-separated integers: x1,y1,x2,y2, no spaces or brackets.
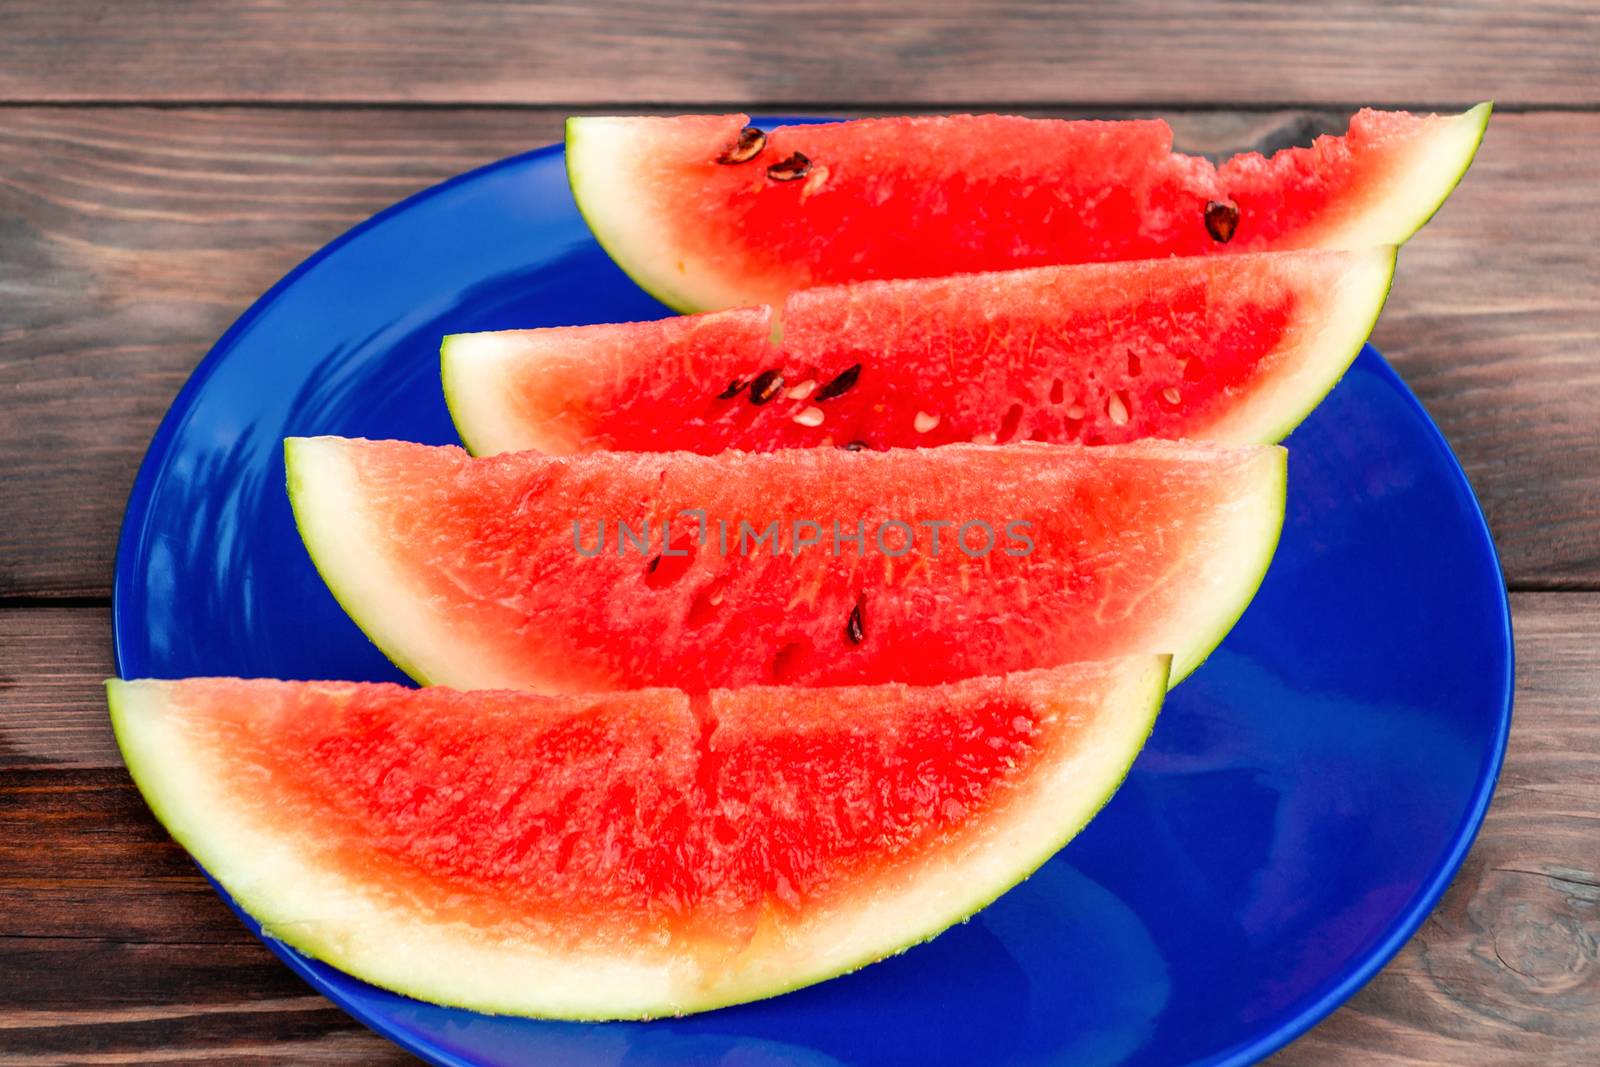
2,3,1596,1063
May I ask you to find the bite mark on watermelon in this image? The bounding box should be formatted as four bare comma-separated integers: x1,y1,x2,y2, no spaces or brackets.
442,247,1395,456
285,437,1285,693
109,657,1168,1019
566,106,1488,312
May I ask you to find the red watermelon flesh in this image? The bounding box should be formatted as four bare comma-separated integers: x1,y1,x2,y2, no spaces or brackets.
286,436,1285,692
443,248,1394,456
109,658,1168,1018
567,107,1489,311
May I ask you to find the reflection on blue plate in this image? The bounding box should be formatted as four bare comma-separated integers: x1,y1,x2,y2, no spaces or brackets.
112,128,1513,1067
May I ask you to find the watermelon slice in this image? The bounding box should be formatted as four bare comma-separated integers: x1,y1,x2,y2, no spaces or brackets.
285,437,1284,691
567,106,1489,311
443,248,1394,456
109,659,1167,1019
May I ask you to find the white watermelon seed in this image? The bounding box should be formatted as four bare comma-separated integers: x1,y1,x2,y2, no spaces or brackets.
1107,392,1130,425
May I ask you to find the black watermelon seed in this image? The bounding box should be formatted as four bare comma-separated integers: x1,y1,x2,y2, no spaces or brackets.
813,363,862,402
1204,199,1240,243
845,598,866,644
716,126,767,165
716,378,747,400
839,440,869,451
646,555,661,574
766,152,812,182
748,369,785,405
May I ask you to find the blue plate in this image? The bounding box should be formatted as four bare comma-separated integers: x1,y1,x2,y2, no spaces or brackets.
112,128,1513,1067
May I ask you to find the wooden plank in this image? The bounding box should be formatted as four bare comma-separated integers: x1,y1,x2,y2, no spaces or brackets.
0,106,566,599
1367,111,1600,590
0,766,417,1064
0,595,1594,1062
0,2,1594,108
1,106,1595,597
0,605,115,768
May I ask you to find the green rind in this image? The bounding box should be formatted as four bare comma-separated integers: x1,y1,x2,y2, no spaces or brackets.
1165,446,1287,685
288,437,1283,694
1386,102,1491,246
567,107,1490,315
701,656,1172,1010
112,676,652,1019
566,116,706,315
108,680,187,871
283,438,440,687
1262,246,1395,444
439,248,1395,457
440,334,492,457
106,658,1168,1020
1232,245,1398,446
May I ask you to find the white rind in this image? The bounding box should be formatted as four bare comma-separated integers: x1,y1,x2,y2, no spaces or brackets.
567,108,1489,314
1199,246,1397,445
440,333,572,457
289,437,1283,693
108,657,1168,1019
107,678,691,1018
567,115,763,313
442,248,1393,456
691,657,1170,1003
1312,103,1492,250
285,437,554,691
1144,445,1287,683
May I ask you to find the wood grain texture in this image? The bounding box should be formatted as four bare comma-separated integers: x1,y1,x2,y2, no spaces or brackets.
1,106,1596,597
0,596,1593,1062
1,1,1595,1051
0,606,114,769
0,769,416,1066
0,106,566,598
0,1,1594,108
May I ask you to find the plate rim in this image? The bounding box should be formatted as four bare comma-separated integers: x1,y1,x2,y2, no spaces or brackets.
109,132,1516,1067
1195,354,1514,1066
